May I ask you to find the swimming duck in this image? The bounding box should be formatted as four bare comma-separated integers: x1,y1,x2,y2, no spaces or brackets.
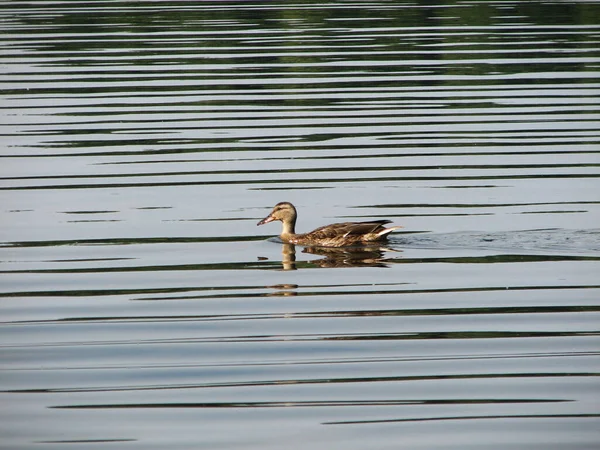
257,202,401,247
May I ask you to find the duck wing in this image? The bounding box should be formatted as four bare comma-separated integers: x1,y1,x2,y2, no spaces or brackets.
309,220,392,239
340,220,393,237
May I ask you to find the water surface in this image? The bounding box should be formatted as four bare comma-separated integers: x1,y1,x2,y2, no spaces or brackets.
1,1,600,449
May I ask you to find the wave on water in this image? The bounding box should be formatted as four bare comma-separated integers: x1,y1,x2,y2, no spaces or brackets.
397,228,600,255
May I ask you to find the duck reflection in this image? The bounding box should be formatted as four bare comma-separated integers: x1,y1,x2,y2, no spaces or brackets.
279,243,398,270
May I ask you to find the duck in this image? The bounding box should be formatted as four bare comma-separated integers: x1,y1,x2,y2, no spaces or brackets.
257,201,401,247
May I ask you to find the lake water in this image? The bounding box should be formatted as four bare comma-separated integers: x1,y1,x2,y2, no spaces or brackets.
1,1,599,449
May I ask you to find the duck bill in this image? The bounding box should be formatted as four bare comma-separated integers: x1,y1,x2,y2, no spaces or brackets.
257,215,275,226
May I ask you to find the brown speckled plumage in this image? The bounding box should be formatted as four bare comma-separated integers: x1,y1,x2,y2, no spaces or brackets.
257,202,401,247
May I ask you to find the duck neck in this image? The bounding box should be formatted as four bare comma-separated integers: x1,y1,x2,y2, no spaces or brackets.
281,216,297,238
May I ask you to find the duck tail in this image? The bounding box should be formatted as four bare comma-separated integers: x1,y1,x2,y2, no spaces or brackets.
377,226,402,238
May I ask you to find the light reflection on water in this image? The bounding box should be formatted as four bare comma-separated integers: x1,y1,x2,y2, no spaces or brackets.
1,1,600,449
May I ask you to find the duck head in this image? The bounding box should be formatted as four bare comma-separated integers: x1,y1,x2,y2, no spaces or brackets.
257,202,297,227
